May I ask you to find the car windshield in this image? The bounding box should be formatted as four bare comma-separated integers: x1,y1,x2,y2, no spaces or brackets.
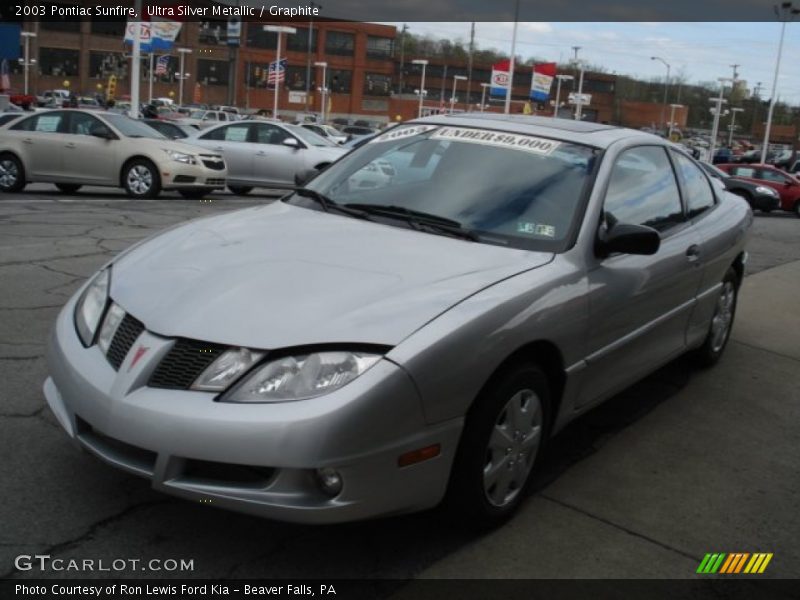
189,110,206,119
292,124,599,251
102,114,166,139
287,124,338,147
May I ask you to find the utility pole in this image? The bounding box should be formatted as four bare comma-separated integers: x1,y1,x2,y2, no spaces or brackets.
304,1,318,113
571,46,581,62
752,81,763,135
504,0,520,115
466,22,475,111
730,63,740,82
398,24,408,95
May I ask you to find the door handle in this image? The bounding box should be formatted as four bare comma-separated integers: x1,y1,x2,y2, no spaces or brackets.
65,143,76,149
22,138,33,144
255,151,266,156
686,244,701,262
213,146,223,151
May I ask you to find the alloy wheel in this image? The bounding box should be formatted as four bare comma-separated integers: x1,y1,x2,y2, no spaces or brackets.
483,388,543,507
0,159,18,189
127,165,153,195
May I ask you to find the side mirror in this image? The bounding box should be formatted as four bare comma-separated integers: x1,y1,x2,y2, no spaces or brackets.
90,125,113,140
597,223,660,257
294,167,319,187
283,137,300,149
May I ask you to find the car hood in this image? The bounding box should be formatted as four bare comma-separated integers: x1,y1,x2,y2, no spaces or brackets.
110,203,553,349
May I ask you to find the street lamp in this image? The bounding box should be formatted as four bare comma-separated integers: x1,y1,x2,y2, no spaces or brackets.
263,25,297,119
412,59,428,118
450,74,467,114
314,61,328,123
177,48,192,106
668,103,683,139
651,56,671,133
762,1,800,163
552,74,573,118
479,82,490,112
19,31,36,96
728,107,745,146
709,77,733,161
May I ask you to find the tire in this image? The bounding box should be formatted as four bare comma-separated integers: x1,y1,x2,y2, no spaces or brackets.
122,159,161,199
179,188,213,199
0,154,26,193
691,267,740,368
228,186,253,195
55,183,82,194
445,360,551,529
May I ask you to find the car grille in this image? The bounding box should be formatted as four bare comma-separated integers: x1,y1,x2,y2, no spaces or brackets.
106,313,145,370
200,156,225,171
205,178,225,185
148,338,227,390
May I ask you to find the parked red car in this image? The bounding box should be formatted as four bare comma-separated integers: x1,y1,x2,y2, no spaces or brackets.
716,163,800,217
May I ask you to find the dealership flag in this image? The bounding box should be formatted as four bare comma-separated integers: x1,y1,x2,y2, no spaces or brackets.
267,59,287,87
530,62,557,101
155,54,169,76
0,60,10,91
124,21,182,52
490,59,511,97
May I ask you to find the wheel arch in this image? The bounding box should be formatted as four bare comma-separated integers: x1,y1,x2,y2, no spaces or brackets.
119,155,158,187
731,252,746,289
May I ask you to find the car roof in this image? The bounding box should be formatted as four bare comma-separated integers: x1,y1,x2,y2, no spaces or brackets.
410,113,664,149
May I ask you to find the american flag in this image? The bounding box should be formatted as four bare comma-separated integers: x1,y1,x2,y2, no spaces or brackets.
267,59,287,86
0,60,10,92
155,55,170,76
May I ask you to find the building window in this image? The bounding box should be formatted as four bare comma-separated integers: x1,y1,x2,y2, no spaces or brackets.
38,48,80,77
285,65,313,91
363,73,391,96
325,31,354,56
90,18,126,37
329,69,352,93
199,20,228,45
366,36,393,59
246,23,277,49
89,52,129,80
583,79,615,94
197,59,229,86
286,28,317,53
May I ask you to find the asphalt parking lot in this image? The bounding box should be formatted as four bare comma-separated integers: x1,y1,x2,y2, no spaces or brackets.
1,185,799,583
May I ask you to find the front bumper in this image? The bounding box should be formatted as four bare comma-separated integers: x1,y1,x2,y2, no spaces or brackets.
44,296,461,523
160,157,227,191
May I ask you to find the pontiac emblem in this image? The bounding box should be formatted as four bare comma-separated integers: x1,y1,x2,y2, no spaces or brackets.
128,345,150,372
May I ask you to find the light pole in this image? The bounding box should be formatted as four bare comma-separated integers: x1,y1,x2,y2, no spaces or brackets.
574,62,586,120
728,107,745,146
668,103,683,139
552,74,573,118
412,59,428,118
762,2,799,163
177,48,192,106
709,77,733,162
314,61,328,122
651,56,671,133
19,31,36,96
479,82,490,112
263,25,296,119
450,74,467,114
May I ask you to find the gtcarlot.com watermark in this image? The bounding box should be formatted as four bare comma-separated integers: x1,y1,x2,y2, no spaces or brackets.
14,554,194,573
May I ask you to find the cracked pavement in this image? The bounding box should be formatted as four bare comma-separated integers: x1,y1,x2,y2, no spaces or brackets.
1,186,799,582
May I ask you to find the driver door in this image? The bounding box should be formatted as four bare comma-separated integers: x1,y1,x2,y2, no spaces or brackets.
61,112,117,184
250,123,303,186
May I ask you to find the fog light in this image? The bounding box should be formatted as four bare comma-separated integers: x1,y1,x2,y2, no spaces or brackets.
315,468,343,497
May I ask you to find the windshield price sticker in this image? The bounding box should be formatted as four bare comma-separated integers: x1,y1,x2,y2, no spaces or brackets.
431,127,560,155
369,124,440,144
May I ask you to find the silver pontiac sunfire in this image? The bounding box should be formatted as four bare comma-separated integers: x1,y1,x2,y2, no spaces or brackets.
44,114,752,527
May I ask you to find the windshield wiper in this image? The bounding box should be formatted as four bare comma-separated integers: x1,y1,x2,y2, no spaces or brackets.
343,203,479,242
292,188,371,220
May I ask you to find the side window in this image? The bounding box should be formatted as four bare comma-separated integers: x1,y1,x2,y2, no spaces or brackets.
11,112,65,133
219,112,228,122
732,167,756,178
672,152,716,218
757,169,787,183
253,124,291,145
200,125,249,142
199,126,225,141
604,146,684,232
203,112,217,121
68,112,103,136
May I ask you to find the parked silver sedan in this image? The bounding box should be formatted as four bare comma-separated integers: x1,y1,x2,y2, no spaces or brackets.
185,120,347,194
44,114,751,526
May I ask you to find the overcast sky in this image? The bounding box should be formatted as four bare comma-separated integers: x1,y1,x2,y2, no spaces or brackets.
389,22,800,103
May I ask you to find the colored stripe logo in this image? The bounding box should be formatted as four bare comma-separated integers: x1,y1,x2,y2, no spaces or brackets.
697,553,773,574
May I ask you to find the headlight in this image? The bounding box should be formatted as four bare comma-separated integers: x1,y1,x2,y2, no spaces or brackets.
191,347,264,392
74,269,110,347
163,149,197,164
755,185,779,197
222,351,382,403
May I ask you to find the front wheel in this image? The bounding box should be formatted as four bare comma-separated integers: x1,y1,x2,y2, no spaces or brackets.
55,183,82,194
122,159,161,199
691,267,739,368
0,154,26,193
445,361,550,529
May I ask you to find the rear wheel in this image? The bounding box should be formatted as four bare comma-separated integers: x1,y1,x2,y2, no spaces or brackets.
122,159,161,199
55,183,82,194
691,267,739,368
445,361,550,528
179,188,214,199
228,186,253,195
0,154,26,193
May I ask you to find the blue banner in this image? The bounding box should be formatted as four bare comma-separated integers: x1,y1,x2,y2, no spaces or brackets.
0,24,21,61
